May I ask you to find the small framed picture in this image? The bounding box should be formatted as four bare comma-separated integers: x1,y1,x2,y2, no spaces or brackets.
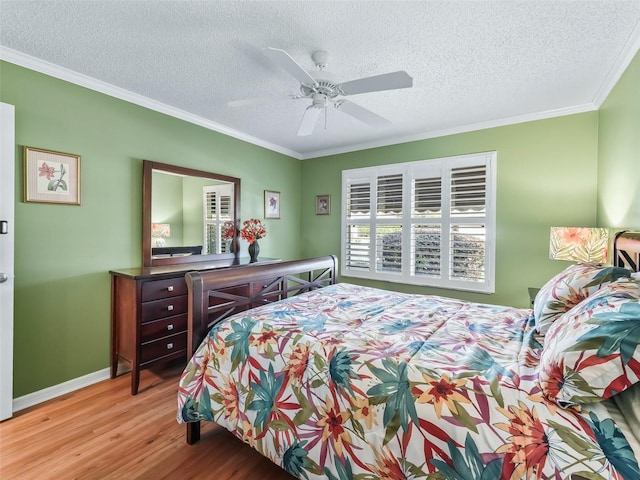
315,194,331,215
24,146,81,205
264,190,280,219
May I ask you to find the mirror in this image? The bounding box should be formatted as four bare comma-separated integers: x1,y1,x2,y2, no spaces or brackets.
142,160,241,267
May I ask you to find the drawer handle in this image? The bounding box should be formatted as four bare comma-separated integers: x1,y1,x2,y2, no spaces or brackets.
167,342,174,350
167,305,174,311
167,285,174,292
167,324,174,331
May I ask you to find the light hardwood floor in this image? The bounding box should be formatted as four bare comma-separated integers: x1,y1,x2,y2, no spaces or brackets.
0,363,296,479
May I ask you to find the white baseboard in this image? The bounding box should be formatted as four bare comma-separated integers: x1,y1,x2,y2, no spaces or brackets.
12,368,111,413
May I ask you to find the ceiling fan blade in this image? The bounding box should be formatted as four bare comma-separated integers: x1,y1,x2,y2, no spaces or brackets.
297,106,322,136
264,47,317,86
227,94,299,107
335,100,391,128
338,71,413,96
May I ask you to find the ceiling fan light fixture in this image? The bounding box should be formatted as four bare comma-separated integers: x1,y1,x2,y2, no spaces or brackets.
310,93,328,108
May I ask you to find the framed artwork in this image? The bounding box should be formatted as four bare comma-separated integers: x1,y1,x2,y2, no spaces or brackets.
24,146,81,205
264,190,280,219
315,194,331,215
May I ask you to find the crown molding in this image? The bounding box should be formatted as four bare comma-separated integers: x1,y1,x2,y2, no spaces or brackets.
3,30,638,163
592,18,640,107
301,103,598,160
0,47,303,160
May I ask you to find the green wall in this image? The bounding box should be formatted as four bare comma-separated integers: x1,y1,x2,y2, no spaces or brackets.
300,113,600,308
597,49,640,227
0,61,302,397
2,49,637,398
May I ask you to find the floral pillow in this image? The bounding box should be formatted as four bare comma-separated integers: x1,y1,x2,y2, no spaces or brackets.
538,278,640,408
533,263,631,335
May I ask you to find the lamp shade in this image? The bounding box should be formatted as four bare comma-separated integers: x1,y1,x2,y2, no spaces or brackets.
549,227,608,263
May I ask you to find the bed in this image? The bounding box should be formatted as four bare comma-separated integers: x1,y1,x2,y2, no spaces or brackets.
177,232,640,479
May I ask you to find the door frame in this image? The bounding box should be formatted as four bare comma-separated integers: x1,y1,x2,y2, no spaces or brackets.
0,102,15,421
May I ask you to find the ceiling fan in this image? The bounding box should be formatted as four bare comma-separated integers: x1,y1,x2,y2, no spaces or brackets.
229,48,413,136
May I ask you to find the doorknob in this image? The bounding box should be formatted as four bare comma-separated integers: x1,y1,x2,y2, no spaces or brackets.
0,273,8,284
0,221,7,234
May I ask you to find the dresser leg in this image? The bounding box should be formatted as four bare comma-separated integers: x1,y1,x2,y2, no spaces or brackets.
131,367,139,395
187,422,201,444
110,356,118,379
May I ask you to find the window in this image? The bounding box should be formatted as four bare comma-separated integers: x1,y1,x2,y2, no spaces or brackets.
203,184,234,254
341,152,496,293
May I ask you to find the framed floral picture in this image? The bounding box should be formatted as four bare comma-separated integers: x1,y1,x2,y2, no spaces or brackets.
24,146,81,205
315,194,331,215
264,190,280,219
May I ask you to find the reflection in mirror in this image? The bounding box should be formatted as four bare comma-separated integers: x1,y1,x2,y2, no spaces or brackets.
142,160,241,267
151,169,233,255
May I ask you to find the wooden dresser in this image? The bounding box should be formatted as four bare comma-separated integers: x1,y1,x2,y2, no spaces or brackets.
110,257,279,394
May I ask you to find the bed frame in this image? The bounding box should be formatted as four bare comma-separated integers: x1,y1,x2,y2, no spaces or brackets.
184,255,338,444
614,230,640,272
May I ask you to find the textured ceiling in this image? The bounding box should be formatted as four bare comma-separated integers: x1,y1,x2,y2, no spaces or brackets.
1,1,640,159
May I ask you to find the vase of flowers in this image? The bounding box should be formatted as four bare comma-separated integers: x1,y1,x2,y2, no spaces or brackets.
222,220,236,253
240,218,267,262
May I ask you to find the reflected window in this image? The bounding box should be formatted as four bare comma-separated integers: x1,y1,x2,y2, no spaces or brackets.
203,184,234,254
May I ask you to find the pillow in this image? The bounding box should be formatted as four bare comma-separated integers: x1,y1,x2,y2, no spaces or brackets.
538,278,640,408
612,381,640,447
533,263,631,335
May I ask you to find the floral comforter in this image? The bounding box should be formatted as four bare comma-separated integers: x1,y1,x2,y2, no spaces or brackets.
177,283,639,479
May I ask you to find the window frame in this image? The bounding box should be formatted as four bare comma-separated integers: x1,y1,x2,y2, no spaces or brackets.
341,151,496,293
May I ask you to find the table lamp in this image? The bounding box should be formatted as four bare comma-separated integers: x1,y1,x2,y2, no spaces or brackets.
549,227,609,263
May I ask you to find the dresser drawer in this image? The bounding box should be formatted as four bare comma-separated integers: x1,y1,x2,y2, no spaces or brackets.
141,314,187,342
140,332,187,365
141,295,188,322
141,278,188,302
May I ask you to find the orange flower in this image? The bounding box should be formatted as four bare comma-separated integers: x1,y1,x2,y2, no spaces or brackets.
417,373,470,418
538,359,565,402
240,218,267,244
369,448,408,480
316,396,352,456
284,343,310,382
241,419,255,447
250,328,277,352
556,227,590,245
352,396,377,429
495,401,549,480
222,221,236,240
195,347,212,377
221,377,240,423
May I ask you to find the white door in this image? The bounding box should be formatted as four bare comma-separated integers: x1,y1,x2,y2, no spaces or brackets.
0,102,15,421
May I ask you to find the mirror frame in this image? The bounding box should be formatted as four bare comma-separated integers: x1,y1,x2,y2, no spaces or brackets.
142,160,241,267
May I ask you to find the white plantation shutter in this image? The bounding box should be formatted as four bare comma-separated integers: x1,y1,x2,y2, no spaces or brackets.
375,174,403,273
342,152,495,293
377,174,403,217
344,179,371,271
451,165,486,217
412,170,443,279
203,184,234,254
450,165,488,283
